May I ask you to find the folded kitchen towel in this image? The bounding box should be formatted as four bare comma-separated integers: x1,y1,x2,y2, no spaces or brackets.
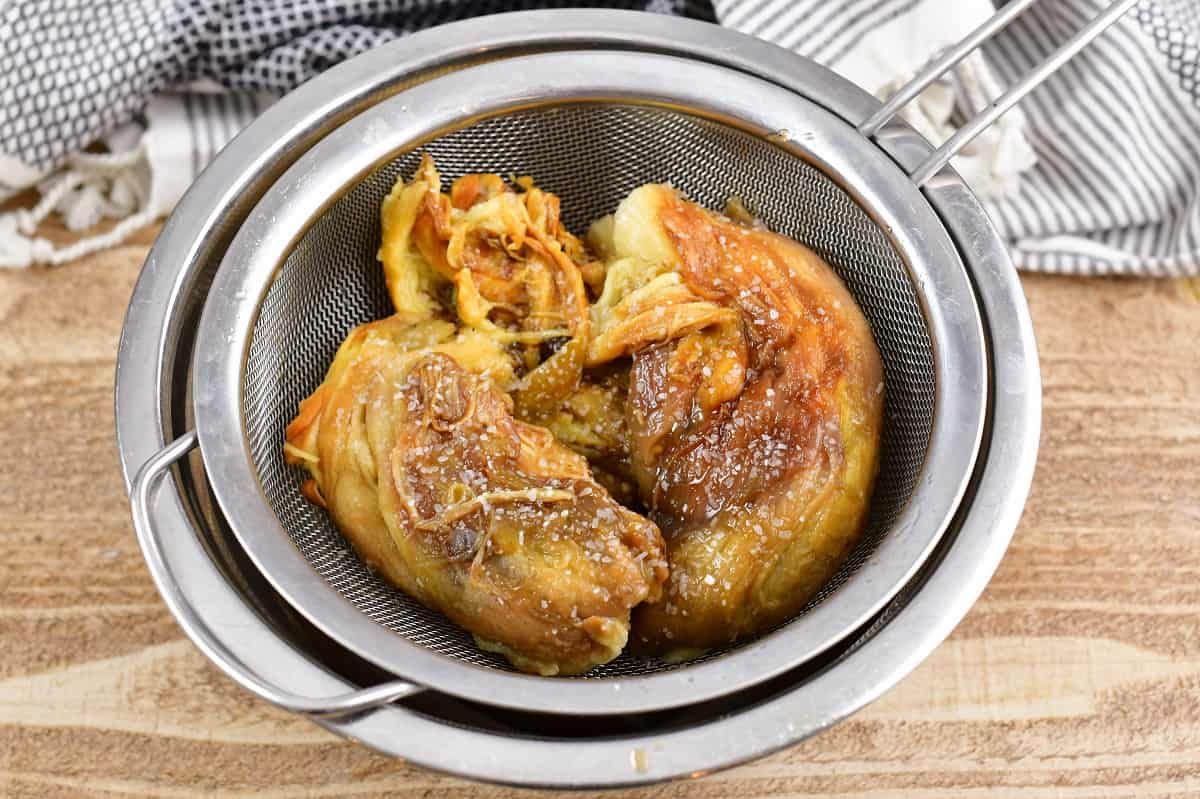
1,0,1198,276
716,0,1200,276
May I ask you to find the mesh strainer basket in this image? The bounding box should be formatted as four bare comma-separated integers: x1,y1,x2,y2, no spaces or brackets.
185,51,987,715
125,0,1121,732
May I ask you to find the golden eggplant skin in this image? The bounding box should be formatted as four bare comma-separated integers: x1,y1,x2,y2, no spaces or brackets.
378,155,597,421
586,185,884,655
285,317,667,676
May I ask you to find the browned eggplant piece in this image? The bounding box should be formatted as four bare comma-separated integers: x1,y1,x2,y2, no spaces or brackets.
284,315,666,675
585,185,883,656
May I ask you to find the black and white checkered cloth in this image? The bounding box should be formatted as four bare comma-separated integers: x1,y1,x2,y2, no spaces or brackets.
2,0,1198,276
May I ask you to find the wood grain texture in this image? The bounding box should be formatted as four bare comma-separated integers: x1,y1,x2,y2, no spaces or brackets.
2,224,1199,798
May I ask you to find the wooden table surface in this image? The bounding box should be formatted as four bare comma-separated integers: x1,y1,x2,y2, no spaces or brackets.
2,223,1199,798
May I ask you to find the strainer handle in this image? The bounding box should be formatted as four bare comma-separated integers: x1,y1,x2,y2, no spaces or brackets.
130,430,424,719
858,0,1139,186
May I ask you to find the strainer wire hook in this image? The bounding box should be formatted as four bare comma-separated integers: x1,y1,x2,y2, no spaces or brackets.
130,430,425,718
859,0,1140,187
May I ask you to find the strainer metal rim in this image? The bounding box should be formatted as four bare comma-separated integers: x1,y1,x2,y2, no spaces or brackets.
192,49,986,715
194,49,987,713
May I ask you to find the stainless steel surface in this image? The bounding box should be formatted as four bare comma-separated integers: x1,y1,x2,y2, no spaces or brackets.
909,0,1140,186
858,0,1039,137
191,50,986,715
130,429,424,718
115,10,1040,787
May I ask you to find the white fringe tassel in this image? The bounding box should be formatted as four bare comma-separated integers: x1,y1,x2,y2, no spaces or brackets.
0,142,155,269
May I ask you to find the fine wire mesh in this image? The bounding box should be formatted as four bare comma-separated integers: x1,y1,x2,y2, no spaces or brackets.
243,104,936,677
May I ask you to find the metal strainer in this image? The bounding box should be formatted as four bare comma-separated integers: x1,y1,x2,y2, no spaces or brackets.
125,0,1127,730
247,105,949,671
190,52,985,715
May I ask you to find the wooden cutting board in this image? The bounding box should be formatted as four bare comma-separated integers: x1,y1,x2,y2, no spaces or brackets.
2,223,1198,798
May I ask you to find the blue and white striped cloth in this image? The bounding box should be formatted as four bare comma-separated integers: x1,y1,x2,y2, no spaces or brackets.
2,0,1198,276
717,0,1200,276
